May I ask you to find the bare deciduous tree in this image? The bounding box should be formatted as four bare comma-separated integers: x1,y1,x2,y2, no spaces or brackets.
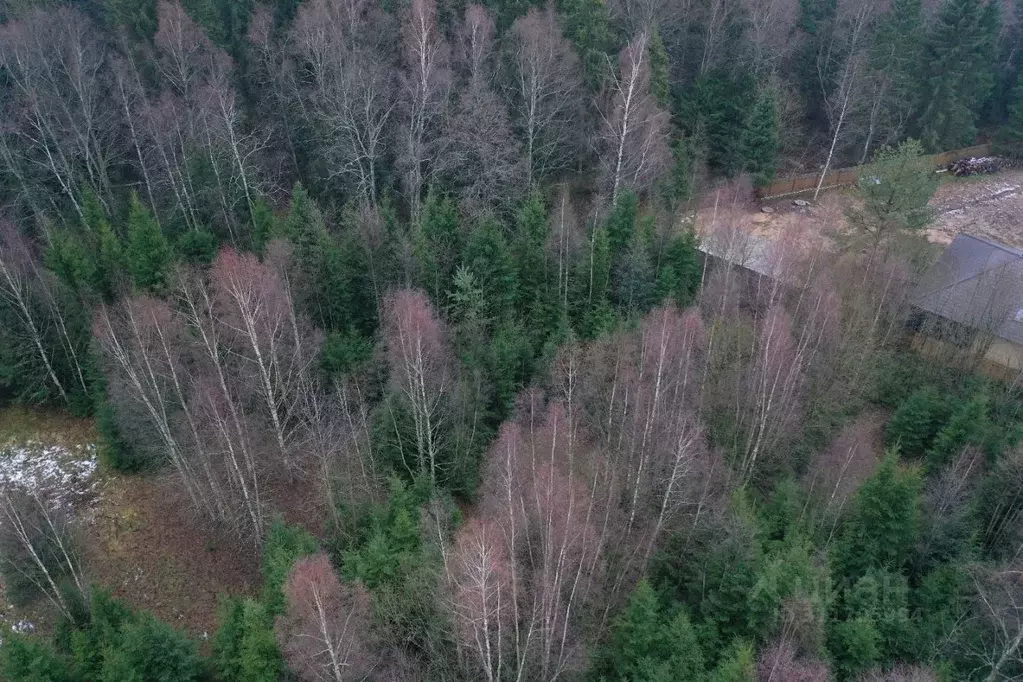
741,0,799,75
95,248,323,546
0,489,87,621
291,0,395,206
436,5,525,213
858,664,939,681
969,563,1023,682
475,398,604,680
211,248,320,471
813,0,876,199
277,552,375,682
506,7,586,187
448,517,513,682
0,222,89,404
757,640,831,681
597,31,671,203
382,289,455,486
398,0,452,223
0,8,123,220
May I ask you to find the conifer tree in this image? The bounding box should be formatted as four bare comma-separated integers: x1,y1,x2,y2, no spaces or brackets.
741,88,779,186
832,451,922,580
126,193,172,293
513,192,549,314
885,386,950,457
556,0,615,87
616,219,657,313
926,390,988,471
570,224,613,338
250,196,278,254
512,192,561,349
606,190,639,259
916,0,1000,150
46,231,94,298
282,183,329,272
648,27,671,110
998,73,1023,158
600,581,705,682
281,184,352,331
462,217,517,324
656,230,701,307
846,139,939,245
415,189,461,304
709,641,756,682
92,218,124,302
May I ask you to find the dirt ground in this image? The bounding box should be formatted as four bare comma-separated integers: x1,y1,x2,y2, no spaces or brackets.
925,169,1023,248
0,408,257,640
84,474,259,638
699,169,1023,251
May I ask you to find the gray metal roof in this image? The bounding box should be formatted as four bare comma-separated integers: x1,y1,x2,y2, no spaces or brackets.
913,234,1023,344
698,230,779,279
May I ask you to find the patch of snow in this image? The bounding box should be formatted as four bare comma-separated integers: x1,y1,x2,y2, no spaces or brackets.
0,441,98,511
10,619,34,634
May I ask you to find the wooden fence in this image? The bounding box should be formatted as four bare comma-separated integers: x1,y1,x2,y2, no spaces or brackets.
757,143,993,199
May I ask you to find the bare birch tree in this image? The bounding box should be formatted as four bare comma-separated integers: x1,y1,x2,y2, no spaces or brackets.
278,552,376,681
398,0,451,224
506,7,586,187
0,8,123,219
813,0,875,199
597,31,671,204
437,5,525,213
0,222,90,404
210,248,320,472
0,490,88,621
291,0,395,206
382,289,455,487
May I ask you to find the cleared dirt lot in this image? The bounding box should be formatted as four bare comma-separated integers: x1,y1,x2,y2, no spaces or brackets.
925,169,1023,248
702,169,1023,250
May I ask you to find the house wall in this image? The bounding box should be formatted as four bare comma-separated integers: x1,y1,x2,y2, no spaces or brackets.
910,333,1023,381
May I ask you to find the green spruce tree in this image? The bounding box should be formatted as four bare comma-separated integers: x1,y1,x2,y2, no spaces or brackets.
126,193,172,293
741,88,779,186
415,189,461,304
997,73,1023,158
648,27,671,110
832,451,922,580
916,0,1000,150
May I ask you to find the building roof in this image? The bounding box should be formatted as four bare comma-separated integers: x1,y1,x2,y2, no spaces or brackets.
698,230,779,279
913,234,1023,345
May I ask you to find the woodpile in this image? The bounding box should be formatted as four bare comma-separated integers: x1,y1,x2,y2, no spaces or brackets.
947,156,1003,176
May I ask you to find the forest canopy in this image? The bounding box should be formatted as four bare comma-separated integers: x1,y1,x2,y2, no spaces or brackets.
1,0,1023,680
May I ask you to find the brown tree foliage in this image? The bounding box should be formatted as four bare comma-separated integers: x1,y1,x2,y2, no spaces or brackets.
757,640,831,681
278,552,375,682
382,289,455,486
95,248,330,545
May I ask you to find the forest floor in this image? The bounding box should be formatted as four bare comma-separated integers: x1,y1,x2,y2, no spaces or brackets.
0,407,257,641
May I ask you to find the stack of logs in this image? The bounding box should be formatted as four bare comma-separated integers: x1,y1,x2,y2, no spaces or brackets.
947,156,1003,176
